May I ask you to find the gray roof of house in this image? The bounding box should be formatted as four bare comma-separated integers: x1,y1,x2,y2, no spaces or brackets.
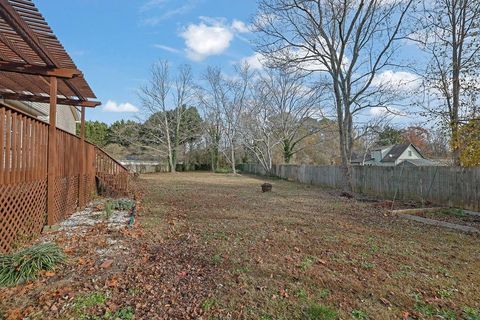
381,143,411,162
351,152,373,163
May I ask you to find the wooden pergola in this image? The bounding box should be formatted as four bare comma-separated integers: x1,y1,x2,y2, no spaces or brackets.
0,0,101,224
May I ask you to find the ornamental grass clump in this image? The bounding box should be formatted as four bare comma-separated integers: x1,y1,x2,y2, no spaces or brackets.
0,242,66,287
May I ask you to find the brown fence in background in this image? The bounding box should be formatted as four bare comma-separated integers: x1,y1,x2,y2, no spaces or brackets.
0,104,131,252
242,163,480,212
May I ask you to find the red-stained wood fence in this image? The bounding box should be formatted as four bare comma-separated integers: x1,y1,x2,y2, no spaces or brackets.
0,104,131,252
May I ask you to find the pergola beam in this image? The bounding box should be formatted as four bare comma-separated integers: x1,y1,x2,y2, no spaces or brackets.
0,0,91,101
0,61,82,79
0,0,55,65
46,76,57,225
0,92,101,107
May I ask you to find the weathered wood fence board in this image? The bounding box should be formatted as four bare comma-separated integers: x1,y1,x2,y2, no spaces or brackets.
0,105,131,252
242,164,480,211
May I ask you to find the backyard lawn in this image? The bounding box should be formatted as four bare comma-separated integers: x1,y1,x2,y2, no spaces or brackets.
137,172,480,319
1,172,479,319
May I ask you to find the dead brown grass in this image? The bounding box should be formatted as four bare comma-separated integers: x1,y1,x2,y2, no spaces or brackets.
1,172,478,320
139,172,480,320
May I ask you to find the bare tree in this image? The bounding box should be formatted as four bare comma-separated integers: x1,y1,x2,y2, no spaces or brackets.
138,60,195,172
260,67,324,163
240,77,281,174
172,64,195,167
198,67,225,172
413,0,480,165
255,0,414,190
201,64,253,174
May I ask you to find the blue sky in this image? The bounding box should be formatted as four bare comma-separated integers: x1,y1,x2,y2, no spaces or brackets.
36,0,259,124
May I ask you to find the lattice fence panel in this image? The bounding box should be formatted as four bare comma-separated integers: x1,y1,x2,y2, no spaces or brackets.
95,147,132,197
52,176,79,224
0,105,132,252
0,180,47,252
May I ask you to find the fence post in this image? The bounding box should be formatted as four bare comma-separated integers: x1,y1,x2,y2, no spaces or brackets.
47,76,57,225
78,107,86,208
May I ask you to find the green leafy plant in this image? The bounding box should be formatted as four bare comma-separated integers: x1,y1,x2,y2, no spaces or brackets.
0,242,66,287
111,199,135,211
104,200,113,220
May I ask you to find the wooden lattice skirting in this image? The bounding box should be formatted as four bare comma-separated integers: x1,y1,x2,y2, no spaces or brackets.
0,180,47,252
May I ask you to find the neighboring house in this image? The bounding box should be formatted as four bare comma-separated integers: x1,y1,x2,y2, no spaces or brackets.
0,99,79,134
351,143,440,166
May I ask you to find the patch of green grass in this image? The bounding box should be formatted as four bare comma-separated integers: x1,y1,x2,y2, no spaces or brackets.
437,288,455,299
72,292,107,315
259,315,273,320
302,304,338,320
212,255,222,265
463,307,480,320
351,309,369,319
318,288,330,299
104,306,134,320
234,266,251,274
299,256,316,271
295,288,308,299
412,293,457,319
0,242,66,287
201,298,217,311
360,261,375,270
440,208,466,217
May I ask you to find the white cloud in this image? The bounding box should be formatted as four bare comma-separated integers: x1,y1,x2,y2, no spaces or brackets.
231,19,250,33
372,70,420,91
180,17,249,61
154,44,181,53
241,52,267,70
103,100,139,113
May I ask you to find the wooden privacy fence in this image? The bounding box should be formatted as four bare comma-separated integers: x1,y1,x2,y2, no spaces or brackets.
241,163,480,211
0,105,131,252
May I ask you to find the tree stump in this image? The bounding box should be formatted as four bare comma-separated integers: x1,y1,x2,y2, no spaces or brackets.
261,183,272,192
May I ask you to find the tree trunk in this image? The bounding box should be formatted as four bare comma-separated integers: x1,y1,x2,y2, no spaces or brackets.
230,140,236,174
283,139,293,164
164,118,175,173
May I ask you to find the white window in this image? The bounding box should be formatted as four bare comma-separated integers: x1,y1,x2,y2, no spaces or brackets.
408,150,412,156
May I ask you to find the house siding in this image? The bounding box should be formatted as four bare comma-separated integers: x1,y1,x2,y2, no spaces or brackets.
4,100,78,135
395,145,423,165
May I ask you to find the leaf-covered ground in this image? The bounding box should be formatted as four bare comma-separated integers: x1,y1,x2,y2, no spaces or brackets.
1,172,480,319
